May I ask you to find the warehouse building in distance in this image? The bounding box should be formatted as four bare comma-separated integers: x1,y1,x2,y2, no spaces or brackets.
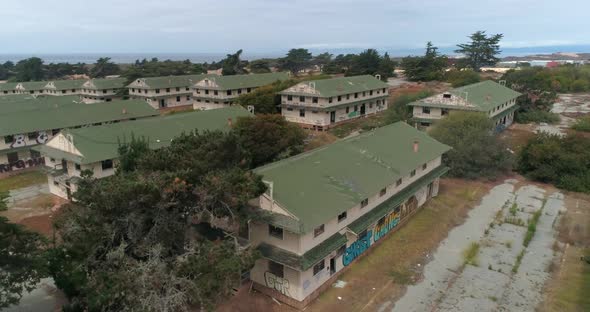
79,77,127,103
248,122,450,308
192,72,289,110
128,74,212,109
0,99,157,175
36,106,251,199
279,75,390,130
408,80,522,129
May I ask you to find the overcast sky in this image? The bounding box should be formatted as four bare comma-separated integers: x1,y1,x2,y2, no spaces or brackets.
1,0,588,54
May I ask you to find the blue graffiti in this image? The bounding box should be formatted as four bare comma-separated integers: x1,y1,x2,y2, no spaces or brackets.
373,212,400,242
342,230,372,266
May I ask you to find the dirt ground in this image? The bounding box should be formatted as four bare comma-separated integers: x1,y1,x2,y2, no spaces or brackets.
217,178,497,312
540,191,590,312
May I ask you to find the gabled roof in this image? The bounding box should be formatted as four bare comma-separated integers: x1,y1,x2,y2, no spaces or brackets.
409,80,522,112
195,72,290,90
279,75,389,98
127,74,213,89
0,82,19,91
255,122,450,234
37,106,251,164
0,99,158,136
45,79,86,90
0,95,81,115
17,81,48,91
83,77,127,90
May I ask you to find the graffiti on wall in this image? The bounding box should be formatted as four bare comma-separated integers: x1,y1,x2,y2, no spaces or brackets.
6,131,49,148
0,157,45,173
264,272,291,297
342,230,372,266
373,211,401,242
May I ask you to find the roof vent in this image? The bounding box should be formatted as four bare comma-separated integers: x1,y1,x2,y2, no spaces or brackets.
413,140,419,153
375,74,381,80
122,108,127,114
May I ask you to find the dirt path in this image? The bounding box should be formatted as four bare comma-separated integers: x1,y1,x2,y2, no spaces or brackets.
390,181,565,312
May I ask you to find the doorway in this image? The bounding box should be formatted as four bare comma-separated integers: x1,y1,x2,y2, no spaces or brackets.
159,99,166,108
330,257,336,275
360,104,366,115
330,111,336,124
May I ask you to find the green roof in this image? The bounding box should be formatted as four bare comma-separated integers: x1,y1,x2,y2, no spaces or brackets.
128,74,213,89
256,122,450,234
409,80,521,112
197,72,290,90
0,95,81,115
279,75,389,98
37,106,251,164
85,77,127,90
259,232,348,271
18,81,48,91
46,79,86,90
0,99,158,137
0,82,19,91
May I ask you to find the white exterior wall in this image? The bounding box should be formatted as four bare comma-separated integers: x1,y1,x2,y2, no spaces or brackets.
46,158,118,199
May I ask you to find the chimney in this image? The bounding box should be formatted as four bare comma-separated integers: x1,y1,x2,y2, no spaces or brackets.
227,118,233,127
413,140,419,153
122,108,127,114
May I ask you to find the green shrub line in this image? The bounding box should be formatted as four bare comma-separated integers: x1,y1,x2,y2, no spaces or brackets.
463,242,480,266
523,200,545,247
572,115,590,132
512,250,525,273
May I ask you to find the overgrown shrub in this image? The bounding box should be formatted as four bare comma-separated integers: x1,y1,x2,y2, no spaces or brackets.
572,115,590,132
518,133,590,193
444,69,481,87
515,110,560,124
382,90,434,124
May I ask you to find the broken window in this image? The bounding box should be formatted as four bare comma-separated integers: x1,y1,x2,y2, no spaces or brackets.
422,107,431,114
443,93,452,99
380,188,386,197
268,261,284,278
268,224,284,239
314,224,325,237
338,211,347,223
313,260,325,276
361,198,368,208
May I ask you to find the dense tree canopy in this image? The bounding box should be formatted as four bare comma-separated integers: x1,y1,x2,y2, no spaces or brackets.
429,111,514,179
455,31,503,71
47,130,268,311
233,115,306,167
221,49,248,76
444,69,481,87
0,192,46,308
89,57,120,78
122,58,206,81
401,42,448,82
278,48,313,75
14,57,45,82
248,59,271,73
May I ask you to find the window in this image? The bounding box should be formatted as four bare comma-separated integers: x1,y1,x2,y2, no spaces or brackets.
369,90,373,96
205,90,209,95
176,96,181,102
299,109,305,117
226,90,232,96
443,93,452,99
299,96,305,102
346,107,349,113
30,150,41,159
186,95,191,101
268,261,284,278
369,103,373,109
383,88,386,93
7,152,18,163
287,95,293,101
361,198,368,208
214,90,218,96
442,109,449,116
380,188,387,197
362,91,366,96
268,224,284,239
396,178,402,187
247,88,251,92
61,90,66,94
53,181,59,186
422,107,431,114
314,224,324,237
27,132,38,140
286,107,293,111
101,159,114,170
337,211,347,222
354,93,358,98
346,94,350,100
410,169,416,177
103,90,107,94
75,163,81,171
166,88,170,93
312,97,318,103
71,89,75,92
328,97,333,103
337,96,341,102
144,89,147,94
313,260,325,276
422,163,427,170
238,89,242,94
196,89,201,94
156,89,160,94
186,87,190,91
354,105,358,112
4,135,14,144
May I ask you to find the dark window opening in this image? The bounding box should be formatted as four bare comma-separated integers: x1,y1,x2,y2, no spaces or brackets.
380,188,386,197
314,224,324,237
338,211,347,222
101,159,114,170
268,261,284,278
313,260,325,276
268,224,284,239
361,198,368,208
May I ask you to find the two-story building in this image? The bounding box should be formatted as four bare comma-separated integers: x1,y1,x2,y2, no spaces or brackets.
408,80,522,130
15,81,47,95
0,82,19,96
44,79,86,96
0,99,157,175
128,74,213,109
248,122,450,308
192,72,290,110
35,106,251,199
79,77,127,103
279,75,390,130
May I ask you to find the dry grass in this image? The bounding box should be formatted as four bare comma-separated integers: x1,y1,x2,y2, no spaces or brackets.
0,170,47,193
462,242,480,266
304,131,338,151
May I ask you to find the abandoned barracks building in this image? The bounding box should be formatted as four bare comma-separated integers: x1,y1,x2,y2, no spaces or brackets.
36,106,250,199
127,74,212,109
192,72,289,110
278,75,390,130
0,78,128,103
0,97,157,175
408,80,522,129
248,122,450,308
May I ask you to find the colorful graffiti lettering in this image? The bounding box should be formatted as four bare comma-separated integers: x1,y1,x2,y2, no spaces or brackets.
373,211,400,242
0,157,45,173
342,230,372,266
9,134,26,148
264,272,291,297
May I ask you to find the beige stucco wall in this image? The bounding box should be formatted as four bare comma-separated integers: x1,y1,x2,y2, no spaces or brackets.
46,158,118,200
282,98,388,127
193,100,231,111
141,94,193,109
